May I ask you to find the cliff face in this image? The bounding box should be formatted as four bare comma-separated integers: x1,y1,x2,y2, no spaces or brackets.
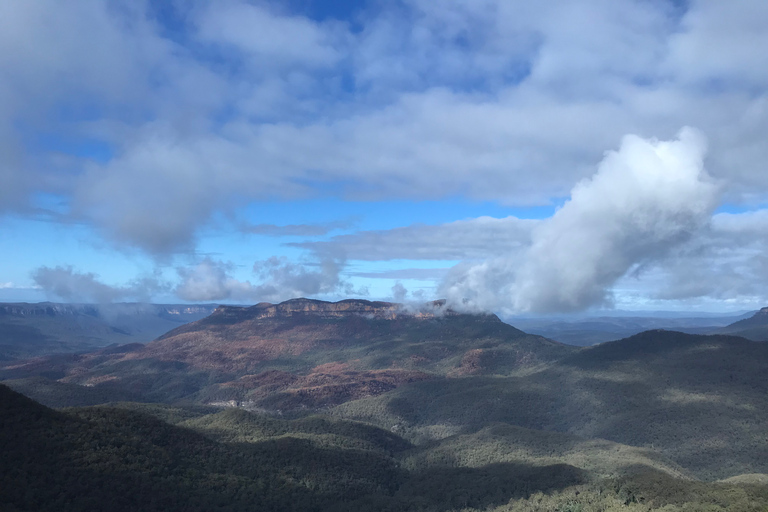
0,303,219,360
726,307,768,329
718,306,768,341
0,303,100,317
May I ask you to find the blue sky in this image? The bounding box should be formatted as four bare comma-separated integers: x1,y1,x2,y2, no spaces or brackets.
1,0,768,314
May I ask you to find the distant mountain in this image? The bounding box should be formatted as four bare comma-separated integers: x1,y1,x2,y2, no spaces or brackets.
0,302,217,360
510,311,754,346
717,307,768,341
1,298,573,410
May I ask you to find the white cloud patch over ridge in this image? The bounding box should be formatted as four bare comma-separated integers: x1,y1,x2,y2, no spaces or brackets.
441,128,719,313
174,257,366,304
32,266,168,303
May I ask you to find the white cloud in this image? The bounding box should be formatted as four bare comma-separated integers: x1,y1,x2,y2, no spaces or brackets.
175,259,254,302
174,256,366,303
441,128,719,313
193,1,344,68
2,0,768,311
391,282,408,302
665,0,768,88
617,208,768,306
32,266,168,303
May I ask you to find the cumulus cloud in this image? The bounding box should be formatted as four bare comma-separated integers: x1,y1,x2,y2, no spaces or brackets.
175,259,255,302
32,266,168,303
175,256,366,303
391,282,408,302
3,0,768,311
613,208,768,307
665,1,768,88
442,128,719,313
2,0,767,257
193,1,345,68
252,256,356,299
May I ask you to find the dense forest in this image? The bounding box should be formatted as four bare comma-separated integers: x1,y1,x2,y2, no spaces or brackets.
3,383,768,511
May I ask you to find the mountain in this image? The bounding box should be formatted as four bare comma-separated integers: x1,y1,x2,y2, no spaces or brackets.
332,329,768,480
0,302,217,360
1,298,573,410
5,301,768,510
717,306,768,341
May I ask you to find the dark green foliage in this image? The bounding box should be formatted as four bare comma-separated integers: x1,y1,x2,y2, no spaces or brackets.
3,377,143,407
3,383,768,512
0,384,405,511
0,322,57,359
181,407,412,454
96,401,220,424
332,330,768,479
395,462,586,510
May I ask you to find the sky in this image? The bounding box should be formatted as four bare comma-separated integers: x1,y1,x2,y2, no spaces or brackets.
1,0,768,315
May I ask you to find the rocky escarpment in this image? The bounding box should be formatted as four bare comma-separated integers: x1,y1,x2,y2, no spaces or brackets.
0,303,217,319
0,303,101,317
208,298,459,322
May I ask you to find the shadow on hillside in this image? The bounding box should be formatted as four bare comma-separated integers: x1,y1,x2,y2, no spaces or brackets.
391,462,585,511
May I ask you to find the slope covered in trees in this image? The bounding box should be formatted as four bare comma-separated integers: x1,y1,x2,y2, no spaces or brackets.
332,330,768,480
5,384,768,512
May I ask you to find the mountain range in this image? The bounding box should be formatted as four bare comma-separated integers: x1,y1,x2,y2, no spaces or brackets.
0,302,217,360
1,298,571,408
3,298,768,511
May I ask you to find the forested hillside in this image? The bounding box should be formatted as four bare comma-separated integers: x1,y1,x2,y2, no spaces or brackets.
332,330,768,480
4,301,768,510
4,384,768,512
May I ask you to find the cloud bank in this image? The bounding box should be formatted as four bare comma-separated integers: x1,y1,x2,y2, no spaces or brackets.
441,128,719,313
3,1,768,310
174,256,365,304
2,0,766,256
32,266,168,303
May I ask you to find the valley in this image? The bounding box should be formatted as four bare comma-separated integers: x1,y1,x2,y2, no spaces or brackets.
0,302,217,360
2,298,768,511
